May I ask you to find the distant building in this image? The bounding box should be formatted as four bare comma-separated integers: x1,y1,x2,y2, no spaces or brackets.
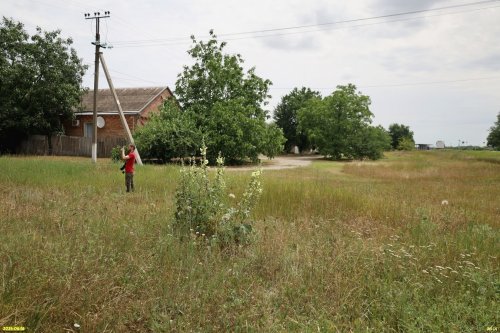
436,141,445,149
415,143,431,150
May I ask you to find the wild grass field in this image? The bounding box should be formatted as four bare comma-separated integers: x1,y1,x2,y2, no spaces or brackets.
0,150,498,332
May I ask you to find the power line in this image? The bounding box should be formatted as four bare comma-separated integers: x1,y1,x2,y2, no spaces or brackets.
360,75,500,88
106,69,166,85
269,75,500,91
219,5,500,42
109,0,500,47
104,75,165,85
211,0,500,37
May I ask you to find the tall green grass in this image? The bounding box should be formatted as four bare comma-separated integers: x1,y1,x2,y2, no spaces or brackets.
0,151,498,332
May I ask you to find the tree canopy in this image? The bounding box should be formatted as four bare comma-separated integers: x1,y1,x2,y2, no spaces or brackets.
274,87,321,153
297,84,390,160
388,123,415,150
138,31,284,164
486,111,500,150
134,100,202,162
0,17,87,153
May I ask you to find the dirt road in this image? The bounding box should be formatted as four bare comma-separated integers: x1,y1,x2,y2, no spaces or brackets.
227,155,322,171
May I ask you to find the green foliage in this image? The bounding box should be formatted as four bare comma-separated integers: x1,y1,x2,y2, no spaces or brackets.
486,111,500,150
0,17,87,153
110,146,123,163
388,123,415,150
261,122,286,159
298,84,387,160
206,99,264,163
274,87,321,152
354,125,392,160
134,99,202,162
165,30,284,164
176,31,270,114
174,145,263,246
397,136,416,151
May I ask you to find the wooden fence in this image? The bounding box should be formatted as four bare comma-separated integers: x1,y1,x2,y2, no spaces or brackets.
18,135,127,158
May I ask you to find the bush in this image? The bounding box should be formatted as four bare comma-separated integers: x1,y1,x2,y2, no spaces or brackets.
134,100,202,162
173,144,263,246
111,145,123,163
397,137,415,151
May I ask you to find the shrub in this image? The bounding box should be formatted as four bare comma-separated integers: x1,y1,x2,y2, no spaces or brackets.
173,144,263,246
134,100,202,162
111,145,123,163
398,137,415,151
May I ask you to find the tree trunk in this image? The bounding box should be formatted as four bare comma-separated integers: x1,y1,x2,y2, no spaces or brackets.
47,133,52,155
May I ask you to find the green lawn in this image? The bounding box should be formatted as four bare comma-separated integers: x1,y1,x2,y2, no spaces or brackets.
1,150,498,332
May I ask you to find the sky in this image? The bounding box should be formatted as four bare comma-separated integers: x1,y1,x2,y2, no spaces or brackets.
3,0,500,146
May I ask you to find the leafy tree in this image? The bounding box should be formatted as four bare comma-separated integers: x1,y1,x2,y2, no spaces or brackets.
134,99,202,162
274,87,321,153
207,98,278,164
388,123,414,150
0,17,86,153
298,84,386,160
261,123,285,159
486,112,500,150
353,125,392,160
397,137,415,151
163,30,284,164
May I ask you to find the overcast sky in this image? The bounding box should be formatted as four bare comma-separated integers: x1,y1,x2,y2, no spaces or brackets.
4,0,500,146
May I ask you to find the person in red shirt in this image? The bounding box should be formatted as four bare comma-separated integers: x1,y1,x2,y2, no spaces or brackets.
121,143,136,192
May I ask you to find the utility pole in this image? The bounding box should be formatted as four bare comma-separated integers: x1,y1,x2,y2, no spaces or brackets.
85,11,110,163
99,53,143,165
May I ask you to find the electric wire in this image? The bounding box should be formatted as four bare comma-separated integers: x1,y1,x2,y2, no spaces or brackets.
269,76,500,91
109,0,500,47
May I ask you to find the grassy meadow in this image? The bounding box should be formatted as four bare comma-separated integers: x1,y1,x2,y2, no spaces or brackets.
0,150,499,332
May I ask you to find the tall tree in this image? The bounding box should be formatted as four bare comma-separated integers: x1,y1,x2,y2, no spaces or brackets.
486,111,500,150
0,18,28,152
274,87,321,153
388,123,415,150
0,17,87,153
298,84,387,160
140,30,284,164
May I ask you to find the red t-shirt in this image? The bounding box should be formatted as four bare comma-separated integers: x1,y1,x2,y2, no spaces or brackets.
125,152,136,173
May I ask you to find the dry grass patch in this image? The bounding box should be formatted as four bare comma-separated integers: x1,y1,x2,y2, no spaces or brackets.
1,151,498,332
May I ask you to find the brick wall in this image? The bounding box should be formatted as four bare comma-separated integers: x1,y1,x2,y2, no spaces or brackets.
64,114,139,139
138,89,173,126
